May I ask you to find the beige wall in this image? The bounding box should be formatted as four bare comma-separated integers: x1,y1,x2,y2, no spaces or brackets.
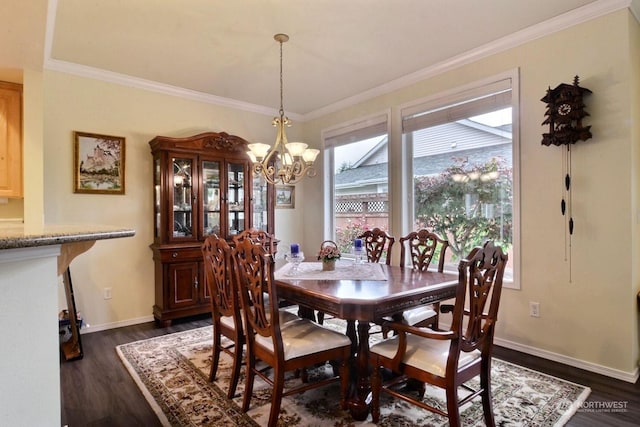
304,10,639,378
42,71,303,330
23,69,45,225
0,199,23,219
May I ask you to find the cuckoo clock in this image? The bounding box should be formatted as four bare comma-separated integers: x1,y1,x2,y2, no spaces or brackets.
541,76,592,281
541,76,592,146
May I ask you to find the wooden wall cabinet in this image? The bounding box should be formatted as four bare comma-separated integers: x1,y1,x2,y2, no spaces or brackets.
149,132,274,325
0,81,23,198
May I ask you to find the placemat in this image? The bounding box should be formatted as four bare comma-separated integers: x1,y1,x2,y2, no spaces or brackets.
275,261,387,281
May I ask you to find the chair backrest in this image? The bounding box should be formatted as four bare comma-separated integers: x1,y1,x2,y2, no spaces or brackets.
232,238,283,349
358,228,395,265
232,228,278,255
399,229,449,272
451,240,508,354
202,235,239,321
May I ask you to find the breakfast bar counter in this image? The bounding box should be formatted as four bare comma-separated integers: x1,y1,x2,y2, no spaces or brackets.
0,223,135,250
0,223,135,427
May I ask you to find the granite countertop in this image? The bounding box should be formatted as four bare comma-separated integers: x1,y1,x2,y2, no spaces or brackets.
0,224,136,250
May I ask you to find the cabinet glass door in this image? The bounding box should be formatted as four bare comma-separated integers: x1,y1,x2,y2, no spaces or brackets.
154,158,161,239
227,162,246,236
202,160,221,237
252,174,268,231
172,157,193,238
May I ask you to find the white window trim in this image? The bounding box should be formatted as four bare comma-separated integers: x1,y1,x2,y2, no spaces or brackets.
321,110,391,240
400,68,521,290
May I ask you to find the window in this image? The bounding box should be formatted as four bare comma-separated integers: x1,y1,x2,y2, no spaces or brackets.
323,113,390,255
402,74,519,287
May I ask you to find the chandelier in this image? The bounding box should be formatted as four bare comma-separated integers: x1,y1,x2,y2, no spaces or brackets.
247,33,319,185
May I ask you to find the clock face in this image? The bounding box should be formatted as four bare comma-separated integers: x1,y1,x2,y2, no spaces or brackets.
558,103,572,116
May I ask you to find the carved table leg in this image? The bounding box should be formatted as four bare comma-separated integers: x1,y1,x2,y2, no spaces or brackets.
347,320,372,421
297,305,317,321
346,320,357,356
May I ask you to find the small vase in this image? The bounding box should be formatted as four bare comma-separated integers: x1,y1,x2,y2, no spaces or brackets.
323,259,336,271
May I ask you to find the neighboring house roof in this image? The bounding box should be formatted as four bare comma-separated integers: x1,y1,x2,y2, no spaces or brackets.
352,135,388,168
335,143,511,187
335,162,388,189
335,120,512,188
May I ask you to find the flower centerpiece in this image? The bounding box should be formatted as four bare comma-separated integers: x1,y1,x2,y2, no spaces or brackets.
318,240,341,271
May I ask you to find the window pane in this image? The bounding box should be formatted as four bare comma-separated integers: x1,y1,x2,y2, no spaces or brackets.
409,103,514,279
331,135,389,255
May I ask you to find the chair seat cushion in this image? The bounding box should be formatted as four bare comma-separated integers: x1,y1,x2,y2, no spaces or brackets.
402,306,437,325
220,314,240,330
277,309,301,324
255,319,351,360
221,309,298,331
370,334,481,377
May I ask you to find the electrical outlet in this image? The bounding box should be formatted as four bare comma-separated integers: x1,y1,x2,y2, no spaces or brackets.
103,287,112,300
529,301,540,317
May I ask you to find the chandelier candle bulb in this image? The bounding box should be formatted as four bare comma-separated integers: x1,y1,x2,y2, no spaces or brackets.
281,153,293,166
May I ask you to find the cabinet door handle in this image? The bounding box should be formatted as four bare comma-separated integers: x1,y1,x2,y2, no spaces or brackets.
172,252,178,258
194,276,199,288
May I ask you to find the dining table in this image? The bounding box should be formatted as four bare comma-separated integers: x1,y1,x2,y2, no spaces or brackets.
274,260,459,421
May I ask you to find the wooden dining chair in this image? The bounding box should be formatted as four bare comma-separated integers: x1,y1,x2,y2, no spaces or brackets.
381,229,450,336
231,228,278,255
232,238,352,427
201,234,244,399
370,240,508,426
358,227,395,265
232,228,295,308
319,228,396,327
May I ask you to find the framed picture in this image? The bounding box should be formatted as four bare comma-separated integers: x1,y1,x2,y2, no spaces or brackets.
275,185,295,209
74,131,126,194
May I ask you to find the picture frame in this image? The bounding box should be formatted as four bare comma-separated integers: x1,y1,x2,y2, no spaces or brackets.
74,131,126,194
275,185,295,209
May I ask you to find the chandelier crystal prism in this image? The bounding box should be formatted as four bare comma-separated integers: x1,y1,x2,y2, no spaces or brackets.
247,33,319,185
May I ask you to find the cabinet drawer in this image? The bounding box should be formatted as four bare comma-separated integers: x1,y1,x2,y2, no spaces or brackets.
159,247,203,262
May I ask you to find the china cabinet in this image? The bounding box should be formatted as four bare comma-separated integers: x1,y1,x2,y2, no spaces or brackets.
0,81,23,198
149,132,274,325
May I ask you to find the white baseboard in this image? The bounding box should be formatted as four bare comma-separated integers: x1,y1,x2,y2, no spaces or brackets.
494,337,639,383
83,315,639,383
433,321,638,383
80,315,155,334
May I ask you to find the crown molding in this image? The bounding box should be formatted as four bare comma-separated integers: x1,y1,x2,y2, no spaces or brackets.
43,0,287,119
302,0,634,121
44,58,285,118
43,0,633,123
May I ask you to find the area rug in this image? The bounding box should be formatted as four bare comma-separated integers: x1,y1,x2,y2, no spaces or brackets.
116,321,590,426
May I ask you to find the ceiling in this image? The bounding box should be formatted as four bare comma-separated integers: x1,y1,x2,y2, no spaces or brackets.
2,0,638,118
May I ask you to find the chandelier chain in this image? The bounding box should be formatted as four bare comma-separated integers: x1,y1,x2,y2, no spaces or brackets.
279,38,285,117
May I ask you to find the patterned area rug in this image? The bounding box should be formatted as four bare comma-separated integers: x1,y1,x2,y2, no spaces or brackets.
116,321,590,426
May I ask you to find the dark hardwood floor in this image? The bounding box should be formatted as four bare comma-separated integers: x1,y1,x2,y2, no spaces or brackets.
60,315,213,427
60,316,640,426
